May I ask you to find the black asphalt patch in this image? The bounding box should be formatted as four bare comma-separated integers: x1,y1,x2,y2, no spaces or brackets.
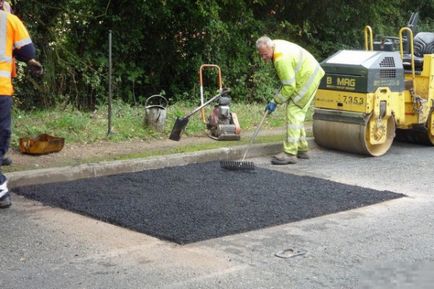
14,162,404,244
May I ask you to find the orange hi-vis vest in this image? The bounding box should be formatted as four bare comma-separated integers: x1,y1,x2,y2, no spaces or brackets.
3,2,16,78
0,10,32,96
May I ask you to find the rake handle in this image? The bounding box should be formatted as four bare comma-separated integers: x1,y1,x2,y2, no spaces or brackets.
241,110,269,161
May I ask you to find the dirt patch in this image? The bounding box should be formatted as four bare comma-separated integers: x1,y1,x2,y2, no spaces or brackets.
4,136,213,172
4,127,287,172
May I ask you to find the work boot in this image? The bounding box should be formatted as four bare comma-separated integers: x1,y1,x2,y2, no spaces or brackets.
297,151,310,159
271,152,297,165
0,178,10,208
1,157,12,166
0,192,11,208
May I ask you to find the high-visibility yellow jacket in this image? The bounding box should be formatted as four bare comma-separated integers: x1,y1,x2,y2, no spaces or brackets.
0,10,32,96
272,40,324,108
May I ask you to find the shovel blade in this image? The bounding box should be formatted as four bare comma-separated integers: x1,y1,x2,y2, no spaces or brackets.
169,117,190,141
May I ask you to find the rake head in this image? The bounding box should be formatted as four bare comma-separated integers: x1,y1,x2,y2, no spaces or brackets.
220,160,255,171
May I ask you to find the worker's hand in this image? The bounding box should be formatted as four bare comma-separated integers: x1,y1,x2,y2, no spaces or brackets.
265,101,277,113
27,59,43,77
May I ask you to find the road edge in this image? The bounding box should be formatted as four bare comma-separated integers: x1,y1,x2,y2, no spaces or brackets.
7,138,316,188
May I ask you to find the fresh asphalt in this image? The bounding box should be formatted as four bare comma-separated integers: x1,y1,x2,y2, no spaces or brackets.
13,162,402,244
1,140,434,289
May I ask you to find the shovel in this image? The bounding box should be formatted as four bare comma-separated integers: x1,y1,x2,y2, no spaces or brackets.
169,90,227,141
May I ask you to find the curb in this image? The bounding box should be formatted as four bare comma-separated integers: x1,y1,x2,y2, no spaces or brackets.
7,138,315,188
7,142,281,188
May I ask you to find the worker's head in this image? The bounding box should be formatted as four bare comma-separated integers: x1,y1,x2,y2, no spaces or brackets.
256,36,274,62
0,1,11,13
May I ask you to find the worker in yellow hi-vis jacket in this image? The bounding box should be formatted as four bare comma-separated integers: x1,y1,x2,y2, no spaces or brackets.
256,36,324,165
0,0,43,209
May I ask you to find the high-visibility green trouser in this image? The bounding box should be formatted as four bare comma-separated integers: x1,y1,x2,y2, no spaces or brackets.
283,97,314,155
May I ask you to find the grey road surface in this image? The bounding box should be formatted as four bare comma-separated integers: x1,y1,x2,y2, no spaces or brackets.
1,141,433,289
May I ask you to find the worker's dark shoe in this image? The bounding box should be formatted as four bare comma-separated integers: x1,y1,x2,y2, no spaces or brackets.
0,192,11,208
271,152,297,165
297,151,310,159
1,157,12,166
0,178,10,208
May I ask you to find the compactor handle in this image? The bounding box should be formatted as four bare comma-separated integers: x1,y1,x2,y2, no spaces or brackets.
199,64,223,123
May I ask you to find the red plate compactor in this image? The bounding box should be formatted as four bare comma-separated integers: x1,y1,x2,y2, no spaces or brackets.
200,64,240,141
169,64,241,141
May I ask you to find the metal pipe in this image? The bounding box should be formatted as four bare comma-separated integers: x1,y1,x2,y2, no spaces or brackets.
107,30,113,136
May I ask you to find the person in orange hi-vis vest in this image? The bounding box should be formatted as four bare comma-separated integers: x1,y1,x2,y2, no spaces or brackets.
2,1,17,81
0,0,43,208
2,2,17,84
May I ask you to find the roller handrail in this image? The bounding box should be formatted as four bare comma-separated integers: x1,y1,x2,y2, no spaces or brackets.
364,25,374,51
399,27,416,89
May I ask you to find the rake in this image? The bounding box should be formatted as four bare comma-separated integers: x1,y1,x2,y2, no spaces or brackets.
220,110,269,171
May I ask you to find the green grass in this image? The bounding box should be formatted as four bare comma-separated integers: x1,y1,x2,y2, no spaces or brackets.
12,100,311,148
84,134,285,164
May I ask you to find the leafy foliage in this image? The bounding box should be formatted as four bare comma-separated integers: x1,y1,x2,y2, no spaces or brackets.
8,0,434,109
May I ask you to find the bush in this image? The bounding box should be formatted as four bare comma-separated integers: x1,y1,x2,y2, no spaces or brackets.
10,0,434,110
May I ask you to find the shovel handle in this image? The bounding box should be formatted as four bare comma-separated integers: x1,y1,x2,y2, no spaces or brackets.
184,90,227,119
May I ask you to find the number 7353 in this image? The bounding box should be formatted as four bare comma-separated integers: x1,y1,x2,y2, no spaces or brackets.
343,95,364,105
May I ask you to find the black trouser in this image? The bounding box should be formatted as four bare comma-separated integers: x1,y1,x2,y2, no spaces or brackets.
0,96,12,161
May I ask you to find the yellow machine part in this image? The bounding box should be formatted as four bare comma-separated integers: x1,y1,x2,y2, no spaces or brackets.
394,54,434,145
428,110,434,143
313,112,395,156
314,26,434,156
315,90,374,113
400,55,434,127
313,87,398,156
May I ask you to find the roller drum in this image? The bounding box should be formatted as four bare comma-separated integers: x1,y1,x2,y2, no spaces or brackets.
313,109,395,156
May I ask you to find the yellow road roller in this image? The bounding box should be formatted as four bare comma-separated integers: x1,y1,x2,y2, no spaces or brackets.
313,25,434,156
